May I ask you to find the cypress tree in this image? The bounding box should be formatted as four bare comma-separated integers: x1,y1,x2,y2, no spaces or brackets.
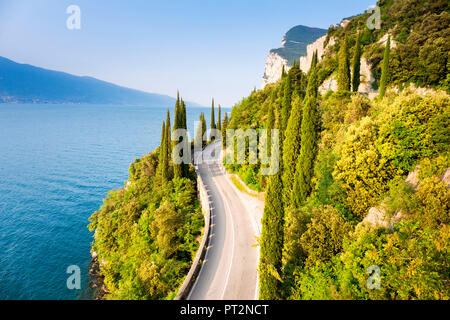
221,112,228,149
288,61,303,94
281,65,286,78
210,98,216,141
266,104,275,152
352,32,362,92
337,37,351,91
217,105,222,132
173,94,183,179
165,109,171,163
202,112,207,149
158,121,168,181
259,114,284,300
195,113,204,151
306,52,319,100
180,99,189,176
281,94,303,207
181,99,187,129
292,65,319,207
310,50,318,71
280,73,292,132
160,120,166,160
379,35,391,99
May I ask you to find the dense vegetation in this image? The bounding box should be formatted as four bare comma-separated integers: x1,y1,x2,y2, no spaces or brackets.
87,0,449,301
226,0,449,300
88,95,204,299
320,0,449,92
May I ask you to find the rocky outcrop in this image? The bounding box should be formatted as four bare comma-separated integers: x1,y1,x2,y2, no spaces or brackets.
378,33,397,49
359,57,378,99
89,251,109,300
319,76,337,94
261,52,289,88
318,57,378,98
364,206,404,229
405,166,421,189
442,168,450,188
261,25,327,88
363,166,450,229
391,83,444,97
300,35,336,74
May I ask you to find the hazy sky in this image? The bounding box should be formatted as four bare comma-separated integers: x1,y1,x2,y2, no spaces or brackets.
0,0,376,107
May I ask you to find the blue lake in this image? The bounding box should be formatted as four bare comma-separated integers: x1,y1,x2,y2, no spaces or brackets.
0,103,224,299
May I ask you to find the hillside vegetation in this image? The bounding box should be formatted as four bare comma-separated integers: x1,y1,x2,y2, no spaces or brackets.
88,96,203,299
227,0,450,300
319,0,449,91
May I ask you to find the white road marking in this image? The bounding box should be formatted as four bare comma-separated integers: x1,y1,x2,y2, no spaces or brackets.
216,172,236,300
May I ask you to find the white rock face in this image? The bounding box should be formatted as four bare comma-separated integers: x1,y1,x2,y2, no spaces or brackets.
378,33,397,49
319,57,378,98
261,52,289,88
319,76,337,94
340,19,351,28
359,57,378,98
300,35,335,74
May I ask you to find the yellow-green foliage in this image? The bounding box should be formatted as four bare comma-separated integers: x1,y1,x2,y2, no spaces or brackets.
334,117,400,218
300,206,353,267
285,90,449,299
376,92,450,172
336,220,450,300
228,28,449,299
88,150,203,300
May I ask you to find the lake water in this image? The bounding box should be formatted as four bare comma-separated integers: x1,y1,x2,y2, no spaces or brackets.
0,103,224,299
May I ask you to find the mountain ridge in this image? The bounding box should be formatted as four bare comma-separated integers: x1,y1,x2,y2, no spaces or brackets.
0,56,201,107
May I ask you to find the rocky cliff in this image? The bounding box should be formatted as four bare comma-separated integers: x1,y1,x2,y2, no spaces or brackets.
261,25,326,88
299,34,336,74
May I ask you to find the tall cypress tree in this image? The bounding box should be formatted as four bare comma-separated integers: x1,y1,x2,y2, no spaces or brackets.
221,112,228,149
266,104,275,152
217,105,222,132
173,94,183,179
210,98,216,141
379,35,391,99
180,99,189,177
281,94,303,207
195,113,204,151
306,51,319,100
181,99,187,129
202,112,207,149
288,61,303,95
310,50,318,71
158,121,168,181
165,109,171,164
280,73,292,133
352,32,362,92
337,37,351,91
292,65,319,207
259,115,284,300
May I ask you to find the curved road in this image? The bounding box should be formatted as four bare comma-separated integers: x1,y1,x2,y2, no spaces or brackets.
188,142,259,300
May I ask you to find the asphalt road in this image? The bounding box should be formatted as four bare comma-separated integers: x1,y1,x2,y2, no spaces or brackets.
188,142,259,300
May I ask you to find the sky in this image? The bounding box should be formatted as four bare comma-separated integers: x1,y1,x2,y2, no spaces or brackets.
0,0,376,107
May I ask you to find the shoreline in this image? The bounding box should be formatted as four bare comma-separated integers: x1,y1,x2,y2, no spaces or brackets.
88,251,109,300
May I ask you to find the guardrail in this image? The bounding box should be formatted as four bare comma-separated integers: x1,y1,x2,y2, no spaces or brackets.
174,166,211,300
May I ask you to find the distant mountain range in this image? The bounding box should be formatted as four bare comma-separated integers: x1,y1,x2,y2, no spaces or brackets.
0,56,197,106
